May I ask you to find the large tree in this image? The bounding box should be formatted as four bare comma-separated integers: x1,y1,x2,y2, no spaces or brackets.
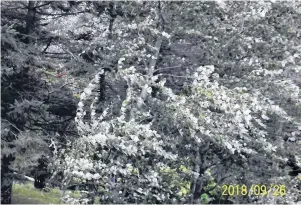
1,1,81,203
50,1,300,204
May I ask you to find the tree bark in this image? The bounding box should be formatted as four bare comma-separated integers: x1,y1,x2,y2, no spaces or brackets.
1,155,14,204
25,1,36,44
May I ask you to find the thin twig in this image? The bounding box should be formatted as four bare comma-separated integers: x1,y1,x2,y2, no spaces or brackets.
48,83,73,94
154,63,198,73
159,73,194,79
3,119,22,133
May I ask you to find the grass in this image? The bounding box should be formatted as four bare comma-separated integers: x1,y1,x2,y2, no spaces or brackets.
12,182,101,204
12,183,62,204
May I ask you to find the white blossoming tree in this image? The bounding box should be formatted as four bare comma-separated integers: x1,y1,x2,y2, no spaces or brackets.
49,1,301,204
53,60,301,203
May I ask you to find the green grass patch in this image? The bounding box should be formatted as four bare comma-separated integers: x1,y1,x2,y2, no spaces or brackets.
12,182,94,204
12,183,62,204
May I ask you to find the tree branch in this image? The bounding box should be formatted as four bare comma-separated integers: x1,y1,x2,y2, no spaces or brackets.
34,2,52,9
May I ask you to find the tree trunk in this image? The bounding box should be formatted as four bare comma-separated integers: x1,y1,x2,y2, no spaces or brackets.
24,1,36,44
34,158,48,189
1,155,14,204
34,172,47,189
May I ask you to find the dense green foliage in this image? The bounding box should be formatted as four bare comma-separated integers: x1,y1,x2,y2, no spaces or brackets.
1,1,301,204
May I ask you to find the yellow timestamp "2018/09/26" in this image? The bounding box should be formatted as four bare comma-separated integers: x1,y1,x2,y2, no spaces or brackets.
222,184,286,197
